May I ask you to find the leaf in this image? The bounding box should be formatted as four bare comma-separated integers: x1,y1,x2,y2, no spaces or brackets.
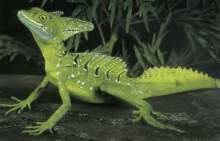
67,36,75,52
139,3,145,16
215,0,220,11
172,9,186,15
86,6,93,22
10,53,19,61
179,45,193,60
41,0,48,8
142,51,156,66
134,45,145,69
207,49,219,61
124,0,129,10
210,38,220,51
135,0,140,7
157,48,164,66
151,33,156,46
109,0,117,28
132,30,142,45
166,48,178,66
198,30,208,36
75,33,81,52
184,28,196,53
204,28,220,39
81,14,90,40
196,36,207,47
67,0,75,2
26,54,31,62
83,32,88,40
126,0,132,33
146,2,160,23
158,12,171,36
142,43,157,66
92,0,99,17
155,0,165,14
0,49,10,53
143,11,149,32
71,5,84,18
186,0,190,11
169,0,182,11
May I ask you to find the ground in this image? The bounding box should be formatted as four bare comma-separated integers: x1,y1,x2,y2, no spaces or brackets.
0,74,219,140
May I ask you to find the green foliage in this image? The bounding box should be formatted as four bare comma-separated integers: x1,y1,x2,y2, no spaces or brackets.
133,12,171,68
1,0,220,75
0,35,44,65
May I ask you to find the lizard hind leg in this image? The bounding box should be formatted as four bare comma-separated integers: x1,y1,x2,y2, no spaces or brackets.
132,101,183,133
100,83,184,133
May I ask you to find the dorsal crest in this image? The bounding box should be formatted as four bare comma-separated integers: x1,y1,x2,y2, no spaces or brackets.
50,11,64,16
68,53,128,81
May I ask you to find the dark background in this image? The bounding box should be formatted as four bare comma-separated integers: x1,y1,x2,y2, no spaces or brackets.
0,0,220,78
0,0,86,75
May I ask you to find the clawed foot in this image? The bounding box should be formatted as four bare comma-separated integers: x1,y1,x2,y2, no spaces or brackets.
0,96,31,115
22,121,54,136
132,108,183,133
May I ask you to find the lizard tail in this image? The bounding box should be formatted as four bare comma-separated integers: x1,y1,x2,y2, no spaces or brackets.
135,66,220,99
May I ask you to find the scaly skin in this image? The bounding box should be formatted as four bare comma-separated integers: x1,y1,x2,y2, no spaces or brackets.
0,7,220,136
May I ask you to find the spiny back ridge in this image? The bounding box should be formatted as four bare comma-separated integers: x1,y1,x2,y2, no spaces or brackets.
74,53,128,80
137,66,220,88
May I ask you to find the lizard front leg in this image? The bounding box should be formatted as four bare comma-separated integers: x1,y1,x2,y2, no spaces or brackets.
21,81,71,136
100,82,183,133
0,76,49,115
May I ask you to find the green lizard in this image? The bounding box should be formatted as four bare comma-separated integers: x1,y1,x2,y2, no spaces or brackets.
0,7,220,136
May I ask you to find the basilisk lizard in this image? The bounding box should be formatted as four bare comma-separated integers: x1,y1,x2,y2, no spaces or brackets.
0,7,219,136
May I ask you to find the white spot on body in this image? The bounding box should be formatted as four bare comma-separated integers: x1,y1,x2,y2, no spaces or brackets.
56,63,60,68
77,80,81,83
94,74,99,77
127,83,130,85
56,72,60,75
81,82,85,85
80,87,83,88
89,87,93,90
71,74,75,78
139,91,143,94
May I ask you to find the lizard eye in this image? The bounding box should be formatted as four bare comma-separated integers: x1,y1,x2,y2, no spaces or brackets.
39,15,47,21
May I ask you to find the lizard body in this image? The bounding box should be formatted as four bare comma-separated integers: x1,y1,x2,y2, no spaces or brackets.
1,7,220,135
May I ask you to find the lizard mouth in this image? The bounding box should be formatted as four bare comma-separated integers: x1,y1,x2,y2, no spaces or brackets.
17,10,55,40
18,10,45,29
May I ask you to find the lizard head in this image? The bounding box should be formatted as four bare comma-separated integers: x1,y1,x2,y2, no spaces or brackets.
17,7,94,42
